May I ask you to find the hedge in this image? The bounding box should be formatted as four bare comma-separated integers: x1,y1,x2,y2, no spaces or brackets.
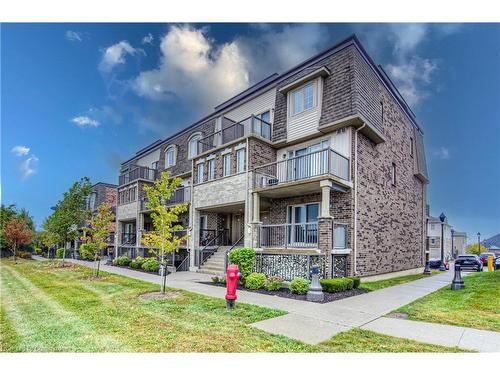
245,272,267,290
289,277,310,294
228,248,256,278
141,258,160,272
320,278,354,293
79,243,97,261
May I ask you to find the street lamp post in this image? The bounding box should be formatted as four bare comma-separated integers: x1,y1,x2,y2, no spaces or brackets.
439,213,447,271
477,232,481,257
451,229,455,259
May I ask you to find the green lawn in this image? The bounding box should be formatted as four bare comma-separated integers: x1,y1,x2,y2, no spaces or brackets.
0,259,464,352
395,270,500,332
360,271,440,291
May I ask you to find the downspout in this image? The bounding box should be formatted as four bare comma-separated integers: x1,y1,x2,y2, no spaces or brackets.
353,123,366,276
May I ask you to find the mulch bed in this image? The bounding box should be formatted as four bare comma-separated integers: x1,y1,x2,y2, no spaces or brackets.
111,264,171,276
199,282,369,304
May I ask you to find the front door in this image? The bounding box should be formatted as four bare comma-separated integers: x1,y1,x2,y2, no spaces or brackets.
287,203,319,247
231,213,243,244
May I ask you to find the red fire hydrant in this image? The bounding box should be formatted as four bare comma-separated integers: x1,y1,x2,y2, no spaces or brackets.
225,264,242,309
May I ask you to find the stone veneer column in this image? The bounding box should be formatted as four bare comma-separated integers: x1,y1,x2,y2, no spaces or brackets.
319,179,334,278
249,192,262,249
189,208,200,271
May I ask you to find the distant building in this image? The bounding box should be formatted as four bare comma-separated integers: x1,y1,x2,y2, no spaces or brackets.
482,233,500,256
452,231,467,257
427,215,452,260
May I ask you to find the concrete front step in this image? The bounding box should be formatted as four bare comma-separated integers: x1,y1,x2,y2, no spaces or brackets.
197,269,225,276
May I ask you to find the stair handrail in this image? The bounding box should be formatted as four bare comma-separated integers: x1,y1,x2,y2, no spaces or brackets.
224,234,245,270
198,230,224,266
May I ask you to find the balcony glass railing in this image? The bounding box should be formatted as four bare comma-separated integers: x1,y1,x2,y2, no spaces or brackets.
253,148,350,189
197,115,272,154
119,166,157,186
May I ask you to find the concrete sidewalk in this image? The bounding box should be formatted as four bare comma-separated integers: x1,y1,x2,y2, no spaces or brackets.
61,258,499,351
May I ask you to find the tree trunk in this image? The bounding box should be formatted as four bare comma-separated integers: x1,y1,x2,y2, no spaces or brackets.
13,243,17,262
161,261,167,294
61,242,66,267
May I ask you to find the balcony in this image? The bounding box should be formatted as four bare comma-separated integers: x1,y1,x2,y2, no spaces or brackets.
119,166,157,186
140,186,190,211
197,115,272,154
252,148,351,197
257,222,348,249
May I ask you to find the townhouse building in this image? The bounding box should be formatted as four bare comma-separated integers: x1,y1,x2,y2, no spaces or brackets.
115,34,429,279
427,215,453,260
452,231,467,257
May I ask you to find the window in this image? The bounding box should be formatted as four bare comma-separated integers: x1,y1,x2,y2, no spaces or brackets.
207,159,215,181
236,148,246,173
165,146,176,168
188,133,202,159
223,153,232,177
291,82,315,115
151,161,158,170
391,163,396,186
410,137,414,157
252,110,271,139
196,163,205,183
430,238,436,245
431,224,435,230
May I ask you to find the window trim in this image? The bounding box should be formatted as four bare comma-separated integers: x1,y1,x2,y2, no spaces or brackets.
223,153,232,177
207,158,215,181
236,148,246,173
188,132,202,160
164,145,177,168
289,80,317,117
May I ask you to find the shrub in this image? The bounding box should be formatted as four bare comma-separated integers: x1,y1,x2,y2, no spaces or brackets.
265,276,284,291
115,255,131,267
228,247,256,278
34,247,42,255
245,272,267,290
348,277,361,289
289,277,310,294
211,276,220,283
79,243,97,261
130,256,145,269
18,251,32,259
55,248,66,259
142,258,160,272
320,278,354,293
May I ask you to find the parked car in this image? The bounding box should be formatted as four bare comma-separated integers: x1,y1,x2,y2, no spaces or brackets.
495,257,500,271
479,253,496,266
428,258,449,270
455,255,483,272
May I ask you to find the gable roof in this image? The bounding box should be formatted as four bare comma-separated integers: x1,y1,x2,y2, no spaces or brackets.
482,233,500,248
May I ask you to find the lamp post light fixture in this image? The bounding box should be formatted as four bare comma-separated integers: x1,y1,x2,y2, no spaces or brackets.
477,232,481,257
439,213,447,271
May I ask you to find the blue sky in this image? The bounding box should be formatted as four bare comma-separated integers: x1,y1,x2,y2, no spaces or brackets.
1,23,499,241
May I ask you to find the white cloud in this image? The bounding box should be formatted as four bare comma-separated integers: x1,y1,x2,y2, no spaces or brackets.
99,41,138,73
354,23,462,107
433,147,451,160
20,155,39,179
65,30,82,42
11,145,30,156
71,116,100,127
132,24,328,116
142,33,154,45
133,25,249,110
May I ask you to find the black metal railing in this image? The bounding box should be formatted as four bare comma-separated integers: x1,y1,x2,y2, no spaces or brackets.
253,148,350,189
224,233,245,270
121,233,136,245
140,186,190,211
199,229,230,247
197,115,272,154
253,253,326,281
119,166,156,186
258,223,318,248
195,230,227,267
108,233,115,244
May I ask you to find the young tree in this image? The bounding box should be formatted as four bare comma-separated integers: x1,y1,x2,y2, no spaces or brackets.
81,203,115,277
48,178,92,265
1,204,34,251
141,171,188,293
466,243,488,255
4,218,33,260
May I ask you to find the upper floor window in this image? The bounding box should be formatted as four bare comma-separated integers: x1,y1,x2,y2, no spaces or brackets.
291,82,315,116
236,148,246,173
196,163,205,184
391,163,397,186
431,224,435,230
188,133,202,159
252,110,271,139
223,153,232,177
151,161,159,170
207,159,215,181
165,146,176,168
410,137,414,157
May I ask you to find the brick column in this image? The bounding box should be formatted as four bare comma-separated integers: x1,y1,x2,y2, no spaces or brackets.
318,217,334,278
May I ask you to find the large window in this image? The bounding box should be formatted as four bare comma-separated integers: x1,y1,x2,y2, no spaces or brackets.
188,133,202,159
291,82,315,116
165,146,176,168
196,163,205,184
207,159,215,181
236,148,246,173
252,110,271,139
223,153,232,177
